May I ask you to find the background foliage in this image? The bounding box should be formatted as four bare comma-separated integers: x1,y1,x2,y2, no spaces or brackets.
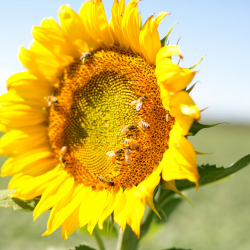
0,124,250,250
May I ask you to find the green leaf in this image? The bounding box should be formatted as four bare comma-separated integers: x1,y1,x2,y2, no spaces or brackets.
161,22,178,47
188,55,206,70
155,197,183,224
162,154,250,199
74,245,97,250
188,121,227,136
0,189,39,211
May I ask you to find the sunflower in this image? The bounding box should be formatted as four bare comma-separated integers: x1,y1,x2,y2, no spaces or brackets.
0,0,200,240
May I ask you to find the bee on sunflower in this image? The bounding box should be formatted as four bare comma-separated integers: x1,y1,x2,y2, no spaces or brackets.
0,0,201,241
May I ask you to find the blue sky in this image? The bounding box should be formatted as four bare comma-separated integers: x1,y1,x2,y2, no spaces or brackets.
0,0,249,124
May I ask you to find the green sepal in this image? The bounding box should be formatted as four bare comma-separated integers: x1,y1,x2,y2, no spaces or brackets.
186,81,199,94
155,197,183,224
188,55,206,70
162,154,250,199
139,12,142,30
0,189,39,211
79,220,117,237
188,121,228,136
161,22,178,47
73,245,97,250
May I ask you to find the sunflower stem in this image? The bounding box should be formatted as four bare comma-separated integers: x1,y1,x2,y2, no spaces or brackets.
93,227,106,250
140,209,155,238
119,226,140,250
116,229,123,250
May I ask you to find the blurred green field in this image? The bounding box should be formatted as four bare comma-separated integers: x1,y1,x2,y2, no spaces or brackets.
0,124,250,250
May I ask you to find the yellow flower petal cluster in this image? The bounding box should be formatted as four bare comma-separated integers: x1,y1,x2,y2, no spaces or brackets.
0,0,200,239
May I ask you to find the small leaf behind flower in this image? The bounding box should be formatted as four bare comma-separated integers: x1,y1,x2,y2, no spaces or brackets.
74,245,97,250
0,189,39,211
188,121,228,136
160,154,250,200
177,154,250,191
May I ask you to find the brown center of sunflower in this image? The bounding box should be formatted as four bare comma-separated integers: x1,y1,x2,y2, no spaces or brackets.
48,47,174,190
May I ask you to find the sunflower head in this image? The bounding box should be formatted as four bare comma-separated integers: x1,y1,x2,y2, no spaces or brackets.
0,0,200,240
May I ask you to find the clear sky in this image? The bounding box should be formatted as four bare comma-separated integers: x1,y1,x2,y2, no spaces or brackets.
0,0,249,124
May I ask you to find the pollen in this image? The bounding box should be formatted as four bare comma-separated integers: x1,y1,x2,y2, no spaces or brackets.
48,47,175,190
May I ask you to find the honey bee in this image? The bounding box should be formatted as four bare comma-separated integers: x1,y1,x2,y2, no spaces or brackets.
131,95,148,111
122,124,136,134
106,149,123,164
59,146,67,166
124,139,139,150
46,95,58,106
166,114,169,122
124,148,132,165
98,176,115,186
81,52,92,62
138,119,150,130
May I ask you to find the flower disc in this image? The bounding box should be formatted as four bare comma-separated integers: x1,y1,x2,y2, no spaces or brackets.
49,47,174,189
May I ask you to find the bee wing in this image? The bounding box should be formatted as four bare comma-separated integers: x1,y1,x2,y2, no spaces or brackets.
131,100,137,106
124,139,129,144
136,102,142,111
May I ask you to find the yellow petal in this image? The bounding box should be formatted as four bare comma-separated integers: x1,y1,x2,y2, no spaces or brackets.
33,176,74,220
7,71,52,89
32,26,79,60
18,46,62,82
11,166,63,200
0,127,48,157
137,165,162,218
129,197,145,238
0,91,46,108
45,186,91,235
93,0,114,47
114,187,145,238
140,12,170,65
98,187,123,229
1,147,56,177
121,0,141,54
110,0,128,48
156,57,197,92
0,124,8,133
7,174,33,190
156,45,182,64
0,103,47,128
113,190,128,230
79,1,103,50
87,189,109,234
160,135,199,188
170,91,200,134
44,184,83,236
6,71,53,106
59,5,91,53
79,190,99,227
61,207,80,240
